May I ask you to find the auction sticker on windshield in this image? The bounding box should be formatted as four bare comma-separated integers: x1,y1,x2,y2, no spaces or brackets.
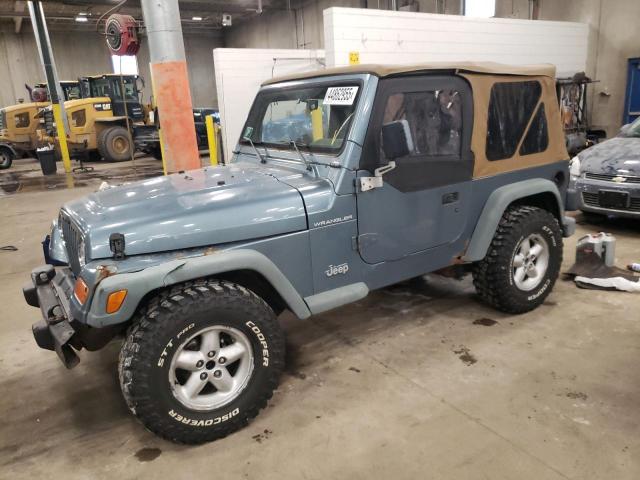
324,86,359,105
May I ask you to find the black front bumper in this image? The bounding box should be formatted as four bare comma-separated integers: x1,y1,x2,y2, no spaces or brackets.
23,265,80,369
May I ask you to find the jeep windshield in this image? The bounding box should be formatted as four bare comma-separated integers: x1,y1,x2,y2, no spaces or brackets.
240,83,361,155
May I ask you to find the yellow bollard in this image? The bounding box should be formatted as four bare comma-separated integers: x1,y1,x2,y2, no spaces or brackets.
158,127,167,176
311,108,323,142
51,103,72,173
206,115,218,166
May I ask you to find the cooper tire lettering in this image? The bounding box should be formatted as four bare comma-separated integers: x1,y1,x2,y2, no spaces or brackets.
120,279,284,443
246,320,270,366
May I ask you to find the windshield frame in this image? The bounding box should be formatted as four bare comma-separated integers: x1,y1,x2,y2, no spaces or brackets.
239,78,364,157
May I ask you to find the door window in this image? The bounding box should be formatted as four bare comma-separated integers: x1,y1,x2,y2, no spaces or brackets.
381,90,462,159
361,75,473,192
14,112,30,128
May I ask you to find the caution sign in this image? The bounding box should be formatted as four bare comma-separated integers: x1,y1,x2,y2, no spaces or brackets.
349,51,360,65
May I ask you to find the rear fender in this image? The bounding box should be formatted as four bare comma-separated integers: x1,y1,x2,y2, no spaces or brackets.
463,178,569,262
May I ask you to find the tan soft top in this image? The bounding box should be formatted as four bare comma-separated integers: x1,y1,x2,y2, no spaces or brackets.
262,62,556,86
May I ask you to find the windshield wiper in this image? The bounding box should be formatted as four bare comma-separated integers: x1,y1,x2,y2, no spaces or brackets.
288,137,312,171
242,136,266,164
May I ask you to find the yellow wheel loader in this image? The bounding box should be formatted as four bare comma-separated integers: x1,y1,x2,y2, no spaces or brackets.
0,81,79,169
42,74,150,162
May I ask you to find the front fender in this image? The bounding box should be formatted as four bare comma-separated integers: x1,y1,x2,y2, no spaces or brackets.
462,178,568,262
84,249,311,327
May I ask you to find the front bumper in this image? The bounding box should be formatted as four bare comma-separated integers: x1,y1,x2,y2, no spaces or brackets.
571,176,640,218
23,265,80,369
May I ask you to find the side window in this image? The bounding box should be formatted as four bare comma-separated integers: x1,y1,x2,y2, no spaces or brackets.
486,81,542,160
72,109,86,127
381,89,462,160
520,103,549,155
15,112,30,128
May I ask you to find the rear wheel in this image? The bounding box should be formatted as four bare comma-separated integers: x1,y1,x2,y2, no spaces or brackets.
118,279,285,444
472,206,563,314
97,126,133,162
0,147,13,169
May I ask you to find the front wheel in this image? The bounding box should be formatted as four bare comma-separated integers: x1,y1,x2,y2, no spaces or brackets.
118,279,285,444
0,147,14,169
472,206,563,314
97,126,133,162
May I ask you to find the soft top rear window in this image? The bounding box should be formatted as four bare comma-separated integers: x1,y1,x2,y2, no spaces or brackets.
486,81,542,161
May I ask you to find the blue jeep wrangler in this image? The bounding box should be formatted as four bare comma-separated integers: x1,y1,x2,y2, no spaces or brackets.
24,62,574,444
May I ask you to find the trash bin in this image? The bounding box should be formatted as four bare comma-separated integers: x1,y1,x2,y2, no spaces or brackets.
37,148,57,175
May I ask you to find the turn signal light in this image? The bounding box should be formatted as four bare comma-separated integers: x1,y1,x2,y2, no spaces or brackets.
106,289,127,314
74,277,89,304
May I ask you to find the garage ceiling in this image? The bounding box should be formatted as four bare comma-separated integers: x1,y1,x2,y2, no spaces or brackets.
0,0,294,34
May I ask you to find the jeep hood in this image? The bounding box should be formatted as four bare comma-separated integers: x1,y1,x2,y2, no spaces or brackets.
62,163,307,260
579,137,640,176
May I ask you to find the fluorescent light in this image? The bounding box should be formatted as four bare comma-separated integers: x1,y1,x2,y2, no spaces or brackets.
78,12,88,16
74,16,88,22
192,16,203,21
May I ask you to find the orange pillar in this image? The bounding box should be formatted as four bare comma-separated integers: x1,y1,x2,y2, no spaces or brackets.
141,0,199,173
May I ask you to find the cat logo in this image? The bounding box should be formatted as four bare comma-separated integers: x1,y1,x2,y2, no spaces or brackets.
612,176,626,183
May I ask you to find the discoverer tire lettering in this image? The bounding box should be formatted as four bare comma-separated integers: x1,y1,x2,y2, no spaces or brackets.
118,279,285,444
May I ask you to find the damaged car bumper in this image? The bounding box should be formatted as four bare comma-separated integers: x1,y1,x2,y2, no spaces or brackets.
23,265,80,369
23,263,124,369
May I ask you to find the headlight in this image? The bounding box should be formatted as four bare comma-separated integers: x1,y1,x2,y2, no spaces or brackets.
78,239,86,268
569,155,581,179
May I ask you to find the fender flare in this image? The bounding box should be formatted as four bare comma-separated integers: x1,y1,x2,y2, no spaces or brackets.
462,178,564,262
0,142,18,158
85,249,311,327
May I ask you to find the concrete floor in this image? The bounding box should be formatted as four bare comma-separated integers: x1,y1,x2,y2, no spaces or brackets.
1,158,639,479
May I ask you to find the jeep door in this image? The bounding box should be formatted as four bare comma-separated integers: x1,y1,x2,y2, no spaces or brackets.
356,75,474,264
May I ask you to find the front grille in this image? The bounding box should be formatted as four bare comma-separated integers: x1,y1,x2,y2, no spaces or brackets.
585,172,640,184
58,211,83,274
582,192,640,212
0,110,5,130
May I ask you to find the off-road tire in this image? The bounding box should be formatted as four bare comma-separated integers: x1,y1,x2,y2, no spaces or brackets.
97,126,133,162
472,206,563,314
118,279,285,444
0,147,13,169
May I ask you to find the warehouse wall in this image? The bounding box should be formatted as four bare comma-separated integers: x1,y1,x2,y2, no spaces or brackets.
0,26,222,109
539,0,640,137
225,0,639,136
0,28,110,107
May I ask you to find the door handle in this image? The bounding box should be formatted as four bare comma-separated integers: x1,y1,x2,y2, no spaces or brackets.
442,192,459,204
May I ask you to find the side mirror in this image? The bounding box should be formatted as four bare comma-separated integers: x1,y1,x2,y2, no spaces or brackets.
381,120,414,160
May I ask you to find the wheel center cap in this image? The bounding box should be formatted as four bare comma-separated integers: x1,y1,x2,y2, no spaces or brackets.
205,360,216,370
